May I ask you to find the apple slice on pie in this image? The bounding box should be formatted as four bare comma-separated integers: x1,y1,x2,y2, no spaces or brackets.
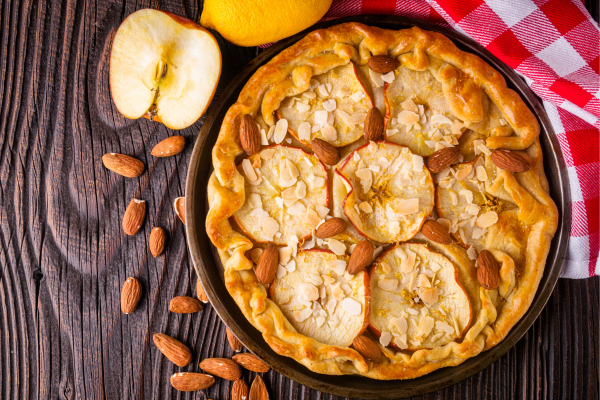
277,63,373,148
368,243,472,350
270,249,370,347
233,145,329,245
336,141,434,243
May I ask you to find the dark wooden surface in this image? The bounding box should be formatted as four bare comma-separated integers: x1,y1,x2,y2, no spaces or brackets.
0,1,598,399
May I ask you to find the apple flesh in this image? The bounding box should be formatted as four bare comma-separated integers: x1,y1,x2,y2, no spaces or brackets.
110,9,221,130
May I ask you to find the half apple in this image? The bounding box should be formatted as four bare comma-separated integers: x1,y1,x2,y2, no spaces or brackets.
110,9,221,130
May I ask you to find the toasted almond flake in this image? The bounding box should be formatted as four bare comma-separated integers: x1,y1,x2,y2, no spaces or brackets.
315,205,329,219
299,282,319,302
476,166,488,181
321,124,337,142
413,155,424,172
452,119,463,135
262,217,279,238
317,84,329,97
420,287,439,306
369,69,384,87
455,165,473,181
303,209,321,229
381,71,395,83
323,99,337,112
273,119,288,144
341,298,361,316
430,114,453,126
327,239,347,256
242,159,258,182
358,201,373,213
378,278,398,292
395,247,407,260
282,186,298,205
417,274,431,288
467,246,477,260
398,110,419,125
293,307,312,323
401,98,418,113
395,198,419,215
401,250,416,273
476,211,498,228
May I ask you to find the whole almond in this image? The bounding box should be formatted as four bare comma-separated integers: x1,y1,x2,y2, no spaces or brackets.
491,149,531,172
352,335,382,363
255,243,278,284
151,136,185,157
153,333,192,367
426,147,460,173
231,379,249,400
348,240,374,274
421,220,452,245
368,55,399,73
199,358,241,381
120,277,142,314
477,250,500,289
232,353,270,373
174,197,185,224
316,217,346,238
149,227,166,257
311,138,340,165
197,278,209,303
169,296,203,313
226,328,243,352
102,153,145,177
364,107,383,141
240,114,261,155
249,375,268,400
122,198,146,235
170,372,214,391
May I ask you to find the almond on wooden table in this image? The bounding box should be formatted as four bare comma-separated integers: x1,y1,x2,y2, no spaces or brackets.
196,278,209,303
364,107,383,141
311,138,340,165
120,277,142,314
170,372,214,391
315,217,346,239
151,135,185,157
352,335,382,363
490,149,531,172
426,147,460,173
231,379,249,400
102,153,145,177
420,220,452,245
174,197,185,224
149,227,166,257
153,333,192,367
477,250,500,289
240,114,260,155
368,55,399,73
169,296,203,313
122,198,146,235
255,243,278,284
348,240,374,274
232,353,270,373
226,327,243,352
199,358,241,381
249,375,268,400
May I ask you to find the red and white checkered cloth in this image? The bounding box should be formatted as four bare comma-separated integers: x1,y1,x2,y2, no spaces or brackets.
319,0,599,278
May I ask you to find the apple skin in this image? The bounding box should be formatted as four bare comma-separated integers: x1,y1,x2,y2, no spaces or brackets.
110,9,222,130
232,144,330,245
367,243,473,351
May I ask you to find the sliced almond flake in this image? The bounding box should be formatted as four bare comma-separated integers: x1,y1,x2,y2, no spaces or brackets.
293,307,312,323
387,128,400,136
299,282,319,302
476,166,488,181
417,274,431,288
395,246,407,260
295,181,307,199
332,284,345,300
432,130,443,141
368,141,378,152
401,250,416,273
287,202,307,216
466,204,481,216
341,298,362,316
389,220,400,235
381,71,395,83
327,111,334,126
358,201,373,213
369,69,384,87
421,288,439,307
407,307,419,315
317,84,329,97
282,186,298,206
348,112,367,124
259,128,269,145
395,198,419,215
273,119,288,144
459,189,473,204
261,148,276,160
250,248,263,264
325,298,337,315
323,99,337,112
380,331,392,347
340,283,352,295
378,278,399,292
349,91,364,102
327,239,347,256
417,316,435,337
413,155,424,171
380,262,392,273
443,135,453,144
472,227,486,239
353,152,361,162
435,142,446,152
303,90,317,99
303,209,321,229
321,124,337,142
314,110,328,125
452,136,459,145
311,177,325,189
315,316,325,328
398,110,419,125
477,210,498,228
275,197,284,209
298,122,312,141
242,159,258,182
430,114,453,126
451,119,463,135
467,246,477,260
248,193,262,209
435,320,455,334
459,228,468,244
430,261,442,273
286,259,296,272
369,165,381,173
436,218,451,232
325,83,333,93
477,143,492,155
336,86,352,97
455,165,473,181
400,98,418,113
276,264,287,279
391,118,398,125
311,124,321,133
356,168,372,181
296,102,310,113
418,104,425,115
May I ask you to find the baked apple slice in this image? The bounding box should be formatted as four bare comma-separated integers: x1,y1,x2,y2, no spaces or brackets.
369,243,472,350
233,145,329,245
277,63,373,148
382,66,465,156
336,141,434,243
270,249,370,347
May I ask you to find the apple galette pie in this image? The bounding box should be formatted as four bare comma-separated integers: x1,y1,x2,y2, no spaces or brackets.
206,23,558,379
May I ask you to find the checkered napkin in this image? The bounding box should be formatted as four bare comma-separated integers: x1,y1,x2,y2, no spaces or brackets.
317,0,599,278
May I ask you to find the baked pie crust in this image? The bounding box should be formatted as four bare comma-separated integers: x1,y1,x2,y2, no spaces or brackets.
206,23,558,379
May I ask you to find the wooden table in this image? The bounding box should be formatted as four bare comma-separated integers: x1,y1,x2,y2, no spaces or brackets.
1,1,598,399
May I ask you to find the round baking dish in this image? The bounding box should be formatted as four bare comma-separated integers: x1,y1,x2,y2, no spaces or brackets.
185,15,570,399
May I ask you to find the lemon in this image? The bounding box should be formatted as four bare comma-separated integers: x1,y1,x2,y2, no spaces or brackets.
200,0,332,47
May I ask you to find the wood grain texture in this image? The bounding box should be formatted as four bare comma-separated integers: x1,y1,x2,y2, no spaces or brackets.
0,1,597,399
